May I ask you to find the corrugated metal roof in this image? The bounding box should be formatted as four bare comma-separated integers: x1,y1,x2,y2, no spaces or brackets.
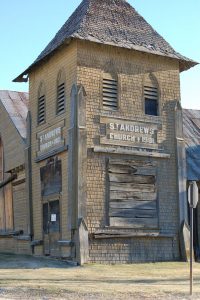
0,90,29,139
14,0,197,82
183,109,200,181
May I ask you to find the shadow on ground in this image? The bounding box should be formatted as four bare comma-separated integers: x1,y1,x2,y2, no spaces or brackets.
0,253,76,269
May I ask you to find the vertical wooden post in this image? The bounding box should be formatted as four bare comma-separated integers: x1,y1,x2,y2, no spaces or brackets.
25,111,33,240
175,101,189,261
68,84,88,264
175,101,188,224
0,138,5,231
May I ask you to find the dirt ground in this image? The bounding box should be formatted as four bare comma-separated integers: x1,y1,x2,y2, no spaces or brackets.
0,254,200,300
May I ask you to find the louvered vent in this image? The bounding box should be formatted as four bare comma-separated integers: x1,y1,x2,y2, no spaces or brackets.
103,77,118,109
38,95,45,124
57,83,65,114
144,86,158,116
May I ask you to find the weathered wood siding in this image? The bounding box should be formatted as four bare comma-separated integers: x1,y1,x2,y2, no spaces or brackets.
29,41,77,257
13,180,28,233
0,103,25,172
77,40,180,263
4,182,13,231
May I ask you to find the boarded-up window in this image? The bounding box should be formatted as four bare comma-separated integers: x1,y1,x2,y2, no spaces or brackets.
103,73,118,110
108,159,158,229
40,158,62,196
56,70,66,115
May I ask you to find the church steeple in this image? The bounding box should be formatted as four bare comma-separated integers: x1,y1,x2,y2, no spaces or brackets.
14,0,197,82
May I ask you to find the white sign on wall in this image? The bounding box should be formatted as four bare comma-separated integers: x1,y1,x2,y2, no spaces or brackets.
100,116,161,150
37,123,65,156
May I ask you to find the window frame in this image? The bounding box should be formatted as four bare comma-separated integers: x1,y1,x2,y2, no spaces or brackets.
102,73,119,111
144,85,159,116
107,159,159,230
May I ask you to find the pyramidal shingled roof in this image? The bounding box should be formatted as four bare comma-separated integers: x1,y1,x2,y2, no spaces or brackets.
14,0,197,81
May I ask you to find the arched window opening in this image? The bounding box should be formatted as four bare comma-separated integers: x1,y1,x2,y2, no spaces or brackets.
56,70,66,115
38,82,46,125
102,73,118,110
144,74,159,116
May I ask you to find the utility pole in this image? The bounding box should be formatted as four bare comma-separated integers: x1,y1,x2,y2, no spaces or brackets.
188,181,199,296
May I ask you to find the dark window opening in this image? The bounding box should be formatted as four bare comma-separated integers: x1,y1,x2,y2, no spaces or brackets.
40,158,62,197
144,86,158,116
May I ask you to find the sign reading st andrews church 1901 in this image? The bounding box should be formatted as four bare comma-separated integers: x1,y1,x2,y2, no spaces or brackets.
37,121,65,156
100,116,161,150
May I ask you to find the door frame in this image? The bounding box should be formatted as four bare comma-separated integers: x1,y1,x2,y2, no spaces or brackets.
42,197,61,256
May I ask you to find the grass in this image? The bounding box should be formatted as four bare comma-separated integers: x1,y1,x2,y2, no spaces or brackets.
0,254,200,299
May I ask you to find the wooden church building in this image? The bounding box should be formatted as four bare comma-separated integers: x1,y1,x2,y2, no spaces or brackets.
0,0,198,264
0,90,31,254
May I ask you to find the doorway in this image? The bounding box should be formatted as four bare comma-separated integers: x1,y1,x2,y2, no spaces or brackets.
43,200,60,257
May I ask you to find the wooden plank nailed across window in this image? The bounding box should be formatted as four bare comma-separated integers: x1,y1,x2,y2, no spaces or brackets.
109,208,157,218
110,191,157,201
110,182,155,193
108,159,158,229
110,217,158,228
109,173,155,184
109,200,157,210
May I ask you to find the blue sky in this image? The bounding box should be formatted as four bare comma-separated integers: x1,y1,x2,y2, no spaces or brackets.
0,0,199,109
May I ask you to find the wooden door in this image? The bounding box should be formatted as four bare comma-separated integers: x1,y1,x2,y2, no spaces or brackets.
43,200,60,256
43,202,50,255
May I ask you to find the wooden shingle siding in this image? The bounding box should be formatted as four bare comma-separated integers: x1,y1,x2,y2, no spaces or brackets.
108,159,158,229
13,182,28,232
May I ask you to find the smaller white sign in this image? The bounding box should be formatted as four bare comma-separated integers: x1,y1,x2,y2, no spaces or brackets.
51,214,57,222
188,181,199,208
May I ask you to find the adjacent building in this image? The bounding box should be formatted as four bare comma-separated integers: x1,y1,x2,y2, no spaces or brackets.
183,109,200,260
0,90,31,254
0,0,197,263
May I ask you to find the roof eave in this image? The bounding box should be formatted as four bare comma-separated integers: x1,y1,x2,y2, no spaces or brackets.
13,37,198,82
179,60,199,72
13,38,73,83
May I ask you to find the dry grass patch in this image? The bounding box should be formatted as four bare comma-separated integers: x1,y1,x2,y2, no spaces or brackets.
0,254,199,299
